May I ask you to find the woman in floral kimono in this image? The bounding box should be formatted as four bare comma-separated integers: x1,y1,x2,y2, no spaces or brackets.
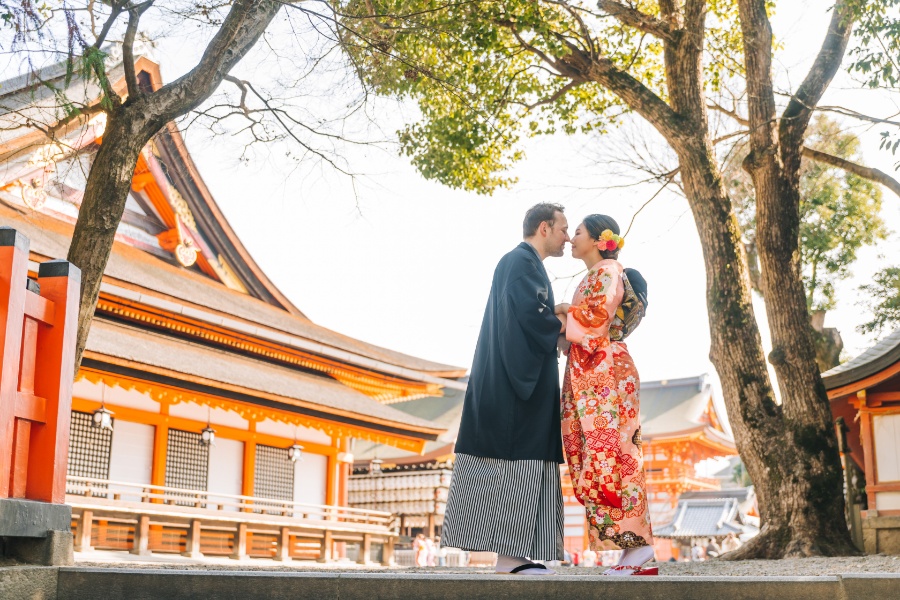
561,214,655,576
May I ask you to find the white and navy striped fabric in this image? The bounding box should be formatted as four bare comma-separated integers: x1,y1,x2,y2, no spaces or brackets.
440,453,564,561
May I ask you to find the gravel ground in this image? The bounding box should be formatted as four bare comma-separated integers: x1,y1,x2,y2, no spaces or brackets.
72,553,900,576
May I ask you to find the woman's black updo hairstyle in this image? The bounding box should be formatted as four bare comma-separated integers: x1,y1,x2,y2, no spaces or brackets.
582,214,621,260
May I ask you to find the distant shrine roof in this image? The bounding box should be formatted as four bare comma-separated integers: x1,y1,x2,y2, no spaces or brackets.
640,374,733,446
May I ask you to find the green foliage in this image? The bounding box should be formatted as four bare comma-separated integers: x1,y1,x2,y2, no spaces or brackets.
849,0,900,170
848,0,900,88
79,45,114,110
858,267,900,335
723,117,887,312
338,0,744,193
732,460,753,487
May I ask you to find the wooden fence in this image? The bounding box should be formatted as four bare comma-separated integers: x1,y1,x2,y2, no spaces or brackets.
67,476,396,564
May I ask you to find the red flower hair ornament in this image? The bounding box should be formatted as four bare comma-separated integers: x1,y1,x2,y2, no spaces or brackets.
596,229,625,252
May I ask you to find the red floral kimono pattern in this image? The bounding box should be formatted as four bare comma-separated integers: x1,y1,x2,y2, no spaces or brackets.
562,259,652,550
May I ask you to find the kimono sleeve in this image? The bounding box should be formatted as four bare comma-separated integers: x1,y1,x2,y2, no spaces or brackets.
498,269,561,401
566,267,619,352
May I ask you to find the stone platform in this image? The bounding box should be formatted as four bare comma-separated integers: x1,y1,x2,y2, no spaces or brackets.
3,567,899,600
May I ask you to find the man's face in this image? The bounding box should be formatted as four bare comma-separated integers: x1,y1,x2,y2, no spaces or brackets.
545,212,570,257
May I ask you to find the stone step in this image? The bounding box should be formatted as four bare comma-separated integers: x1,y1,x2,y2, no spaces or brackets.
50,568,900,600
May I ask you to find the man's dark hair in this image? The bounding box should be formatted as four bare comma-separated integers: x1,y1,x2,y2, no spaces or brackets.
523,203,565,237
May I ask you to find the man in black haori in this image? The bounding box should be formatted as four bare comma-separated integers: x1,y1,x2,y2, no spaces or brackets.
441,203,570,575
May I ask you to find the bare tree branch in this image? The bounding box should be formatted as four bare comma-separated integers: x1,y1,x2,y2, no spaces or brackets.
802,145,900,198
123,1,155,99
596,0,676,42
223,74,252,115
713,129,749,145
709,100,749,126
779,1,854,157
150,0,283,126
815,105,900,129
570,49,688,146
92,2,124,49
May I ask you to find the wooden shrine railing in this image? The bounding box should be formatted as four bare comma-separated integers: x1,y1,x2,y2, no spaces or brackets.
1,228,80,503
66,476,396,564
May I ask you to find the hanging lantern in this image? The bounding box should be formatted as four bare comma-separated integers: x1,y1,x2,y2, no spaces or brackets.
199,407,216,447
92,381,113,430
200,425,216,447
369,457,383,475
288,443,304,462
91,405,114,431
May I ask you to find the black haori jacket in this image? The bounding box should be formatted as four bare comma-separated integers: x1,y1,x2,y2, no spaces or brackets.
454,242,564,463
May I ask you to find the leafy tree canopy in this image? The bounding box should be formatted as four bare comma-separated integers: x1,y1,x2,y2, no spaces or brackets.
339,0,750,192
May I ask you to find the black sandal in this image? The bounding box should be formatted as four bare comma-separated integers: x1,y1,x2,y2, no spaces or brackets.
509,563,548,574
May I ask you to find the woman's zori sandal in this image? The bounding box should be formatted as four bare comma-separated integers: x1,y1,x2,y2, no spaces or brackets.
602,564,659,576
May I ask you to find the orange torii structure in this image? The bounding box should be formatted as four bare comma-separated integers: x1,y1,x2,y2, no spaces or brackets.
0,227,80,564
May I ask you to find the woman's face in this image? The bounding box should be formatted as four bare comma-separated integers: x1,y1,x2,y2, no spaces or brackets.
570,222,598,260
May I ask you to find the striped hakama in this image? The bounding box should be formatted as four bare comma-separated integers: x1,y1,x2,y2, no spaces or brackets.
440,453,564,561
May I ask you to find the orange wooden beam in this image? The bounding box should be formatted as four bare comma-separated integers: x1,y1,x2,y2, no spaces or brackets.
151,420,168,489
243,437,256,498
0,228,29,498
24,292,53,324
78,366,434,451
26,260,81,503
71,397,336,457
15,393,46,423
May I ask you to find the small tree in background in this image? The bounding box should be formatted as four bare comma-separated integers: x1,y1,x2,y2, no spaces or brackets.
859,267,900,337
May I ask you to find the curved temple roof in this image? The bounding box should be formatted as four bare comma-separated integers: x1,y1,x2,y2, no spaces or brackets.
822,328,900,391
0,51,465,382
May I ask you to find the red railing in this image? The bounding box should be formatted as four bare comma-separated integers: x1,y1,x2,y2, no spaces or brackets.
0,227,80,503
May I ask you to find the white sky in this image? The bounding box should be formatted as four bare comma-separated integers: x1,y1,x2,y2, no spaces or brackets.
122,2,900,387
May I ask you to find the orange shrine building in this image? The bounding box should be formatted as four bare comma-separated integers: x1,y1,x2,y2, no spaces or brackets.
824,327,900,555
0,50,464,561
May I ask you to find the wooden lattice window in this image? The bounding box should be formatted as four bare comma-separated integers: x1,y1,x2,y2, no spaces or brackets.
165,429,209,493
254,444,294,502
67,410,112,488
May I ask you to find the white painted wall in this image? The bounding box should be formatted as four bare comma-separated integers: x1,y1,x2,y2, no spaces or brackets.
168,401,249,429
109,421,154,500
876,491,900,511
293,453,328,508
73,379,160,413
207,437,244,511
256,418,331,445
873,414,900,483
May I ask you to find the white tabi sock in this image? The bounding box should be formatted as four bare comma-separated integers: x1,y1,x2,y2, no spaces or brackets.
603,545,655,576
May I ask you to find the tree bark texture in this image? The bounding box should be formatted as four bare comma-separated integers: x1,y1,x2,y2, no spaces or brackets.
581,0,859,556
733,0,856,557
67,0,283,370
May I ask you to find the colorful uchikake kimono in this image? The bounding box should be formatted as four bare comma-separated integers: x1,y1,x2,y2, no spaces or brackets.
562,258,653,550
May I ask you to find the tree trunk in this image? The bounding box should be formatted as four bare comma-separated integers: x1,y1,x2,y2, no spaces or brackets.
622,0,857,557
811,311,843,371
67,108,155,371
63,0,283,370
570,0,857,556
732,0,857,557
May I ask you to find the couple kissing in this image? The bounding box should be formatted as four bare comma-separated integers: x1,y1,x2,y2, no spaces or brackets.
441,203,655,576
